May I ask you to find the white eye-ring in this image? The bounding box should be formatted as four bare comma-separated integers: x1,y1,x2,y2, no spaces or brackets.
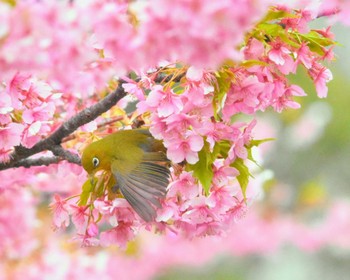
92,157,99,168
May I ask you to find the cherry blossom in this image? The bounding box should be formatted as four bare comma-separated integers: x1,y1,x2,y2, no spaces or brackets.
309,62,333,98
0,0,340,249
165,132,204,164
100,222,135,248
141,85,183,117
0,123,25,151
50,194,70,230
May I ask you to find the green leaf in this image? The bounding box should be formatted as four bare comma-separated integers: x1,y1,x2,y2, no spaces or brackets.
231,158,251,200
212,69,234,117
246,138,274,167
246,138,274,149
96,176,106,197
107,175,118,200
278,32,300,48
260,8,293,22
297,31,335,56
304,31,334,47
78,179,95,206
213,140,231,159
257,23,284,37
172,83,185,94
241,60,268,68
188,141,214,195
188,138,267,196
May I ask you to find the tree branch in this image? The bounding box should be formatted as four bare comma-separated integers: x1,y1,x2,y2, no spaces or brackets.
0,81,126,171
2,156,61,169
50,146,81,165
0,71,185,172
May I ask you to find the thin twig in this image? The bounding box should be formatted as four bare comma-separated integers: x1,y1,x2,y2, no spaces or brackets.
61,116,124,144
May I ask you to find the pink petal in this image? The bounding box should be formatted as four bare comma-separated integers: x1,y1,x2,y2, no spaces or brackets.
269,49,285,65
172,96,184,111
28,121,42,135
0,123,24,149
285,100,301,109
186,66,203,82
158,101,175,117
22,110,34,124
185,150,199,164
316,82,328,98
156,206,175,222
188,135,204,152
167,147,185,163
290,85,306,96
0,93,13,114
87,222,99,237
146,86,164,107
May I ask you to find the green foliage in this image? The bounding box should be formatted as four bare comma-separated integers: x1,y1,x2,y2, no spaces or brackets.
248,6,336,60
188,141,214,195
79,174,116,206
260,7,293,22
188,140,233,195
78,178,95,206
231,158,251,200
241,60,268,68
296,31,335,56
188,137,271,198
213,140,231,159
235,139,273,198
172,82,186,94
212,69,234,119
257,22,285,38
0,0,16,7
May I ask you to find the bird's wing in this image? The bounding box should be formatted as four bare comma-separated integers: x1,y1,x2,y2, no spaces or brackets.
136,130,169,162
141,151,169,162
111,160,170,222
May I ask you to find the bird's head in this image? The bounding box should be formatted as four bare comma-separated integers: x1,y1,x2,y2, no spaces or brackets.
81,141,110,175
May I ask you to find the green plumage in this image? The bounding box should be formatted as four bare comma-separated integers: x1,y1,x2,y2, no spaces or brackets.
81,129,170,222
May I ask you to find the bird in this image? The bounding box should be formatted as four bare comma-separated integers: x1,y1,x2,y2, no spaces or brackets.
81,129,170,222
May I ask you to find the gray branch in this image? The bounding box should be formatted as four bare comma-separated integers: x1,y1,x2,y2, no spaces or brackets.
6,156,61,168
51,146,82,165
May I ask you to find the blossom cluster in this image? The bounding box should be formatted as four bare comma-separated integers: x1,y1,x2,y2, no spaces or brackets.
0,0,267,93
319,0,350,25
0,0,268,162
0,0,335,161
4,196,350,279
0,1,111,94
0,74,59,160
0,184,37,260
0,0,343,248
49,4,337,247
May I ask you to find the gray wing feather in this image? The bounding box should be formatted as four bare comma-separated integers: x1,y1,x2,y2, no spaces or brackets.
114,172,156,222
112,162,170,222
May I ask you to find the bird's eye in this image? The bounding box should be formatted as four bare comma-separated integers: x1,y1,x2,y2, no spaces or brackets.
92,157,99,168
